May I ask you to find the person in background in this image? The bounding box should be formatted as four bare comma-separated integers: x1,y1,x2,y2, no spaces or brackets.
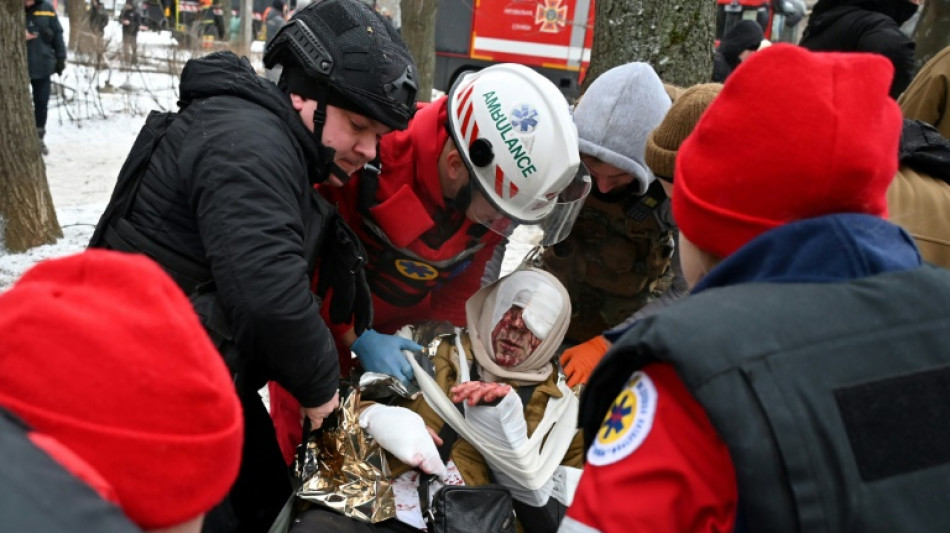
887,119,950,268
292,268,583,533
87,0,109,37
558,83,724,388
24,0,66,156
800,0,918,98
541,62,672,387
562,44,950,533
899,44,950,138
263,0,287,82
0,250,243,533
119,0,141,66
712,20,765,82
265,0,287,43
88,1,418,530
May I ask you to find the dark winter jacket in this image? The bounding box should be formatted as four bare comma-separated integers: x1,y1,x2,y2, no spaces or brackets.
712,20,763,83
120,4,141,38
25,0,66,79
265,5,286,45
0,409,142,533
800,0,917,98
123,52,339,406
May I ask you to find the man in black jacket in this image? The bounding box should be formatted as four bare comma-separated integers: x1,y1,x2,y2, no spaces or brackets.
24,0,66,155
800,0,919,98
89,0,418,531
119,0,140,65
712,20,763,83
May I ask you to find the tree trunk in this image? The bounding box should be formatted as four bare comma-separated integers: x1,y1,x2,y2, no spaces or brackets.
221,0,232,42
0,1,63,253
400,0,438,102
584,0,714,91
913,0,950,73
67,0,86,49
236,0,253,55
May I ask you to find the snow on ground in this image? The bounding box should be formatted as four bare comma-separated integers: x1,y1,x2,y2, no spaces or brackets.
0,24,529,291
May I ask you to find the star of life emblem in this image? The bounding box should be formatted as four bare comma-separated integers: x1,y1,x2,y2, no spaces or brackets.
511,104,539,134
587,371,658,466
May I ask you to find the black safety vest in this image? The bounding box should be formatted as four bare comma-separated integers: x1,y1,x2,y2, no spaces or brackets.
590,265,950,532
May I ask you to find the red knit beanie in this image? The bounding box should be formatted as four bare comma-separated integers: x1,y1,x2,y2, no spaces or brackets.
0,250,243,529
673,44,902,259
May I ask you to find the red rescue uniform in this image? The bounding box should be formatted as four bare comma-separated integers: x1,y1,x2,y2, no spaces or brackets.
561,363,737,533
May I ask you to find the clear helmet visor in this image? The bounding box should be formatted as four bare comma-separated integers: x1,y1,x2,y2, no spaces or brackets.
470,163,591,246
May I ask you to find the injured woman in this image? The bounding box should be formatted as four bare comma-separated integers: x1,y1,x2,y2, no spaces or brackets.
291,268,584,533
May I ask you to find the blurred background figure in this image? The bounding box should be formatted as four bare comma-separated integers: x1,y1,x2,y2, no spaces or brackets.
24,0,66,156
899,44,950,137
713,20,764,82
800,0,919,98
120,0,141,66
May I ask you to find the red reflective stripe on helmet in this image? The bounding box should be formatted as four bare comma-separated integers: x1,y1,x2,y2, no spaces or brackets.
471,122,479,144
495,166,505,196
458,83,475,112
509,181,519,198
462,104,475,141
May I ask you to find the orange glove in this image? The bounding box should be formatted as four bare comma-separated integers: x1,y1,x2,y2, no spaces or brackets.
560,335,610,388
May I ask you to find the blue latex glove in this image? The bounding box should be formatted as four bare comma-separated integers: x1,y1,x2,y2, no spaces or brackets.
351,329,421,385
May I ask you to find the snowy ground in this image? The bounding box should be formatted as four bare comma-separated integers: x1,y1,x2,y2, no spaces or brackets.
0,22,527,291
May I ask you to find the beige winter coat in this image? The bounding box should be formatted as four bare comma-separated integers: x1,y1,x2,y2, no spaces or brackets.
899,45,950,138
887,165,950,269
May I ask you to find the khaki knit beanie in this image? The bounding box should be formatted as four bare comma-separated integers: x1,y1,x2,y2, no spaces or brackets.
645,83,723,180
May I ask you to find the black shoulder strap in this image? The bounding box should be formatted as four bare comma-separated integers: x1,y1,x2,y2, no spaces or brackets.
356,158,381,217
88,108,216,294
89,110,177,246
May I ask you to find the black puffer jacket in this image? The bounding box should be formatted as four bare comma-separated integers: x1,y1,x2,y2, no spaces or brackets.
800,0,916,98
127,52,338,406
25,0,66,79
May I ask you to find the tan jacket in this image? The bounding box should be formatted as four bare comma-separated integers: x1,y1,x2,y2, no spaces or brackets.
887,165,950,269
899,45,950,138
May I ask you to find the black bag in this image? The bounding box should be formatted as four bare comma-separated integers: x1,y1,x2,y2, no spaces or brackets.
418,475,516,533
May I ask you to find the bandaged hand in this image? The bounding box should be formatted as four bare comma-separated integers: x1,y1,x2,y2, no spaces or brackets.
450,381,512,406
359,404,446,476
560,335,610,387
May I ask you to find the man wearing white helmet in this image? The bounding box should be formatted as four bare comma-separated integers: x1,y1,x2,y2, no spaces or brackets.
319,63,588,383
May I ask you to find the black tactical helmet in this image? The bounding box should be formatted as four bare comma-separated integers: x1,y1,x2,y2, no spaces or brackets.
264,0,417,130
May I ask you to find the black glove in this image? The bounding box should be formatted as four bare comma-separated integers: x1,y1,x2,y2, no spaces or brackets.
54,57,65,76
315,215,373,335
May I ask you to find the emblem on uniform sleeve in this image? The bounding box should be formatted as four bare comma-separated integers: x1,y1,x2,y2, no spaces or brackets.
587,371,657,466
395,259,439,281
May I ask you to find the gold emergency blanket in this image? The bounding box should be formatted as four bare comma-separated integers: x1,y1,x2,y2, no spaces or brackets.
295,386,395,523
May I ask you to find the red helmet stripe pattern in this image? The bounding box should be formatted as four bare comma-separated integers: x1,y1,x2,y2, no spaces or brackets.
461,104,475,140
458,83,475,111
455,82,478,143
492,166,519,199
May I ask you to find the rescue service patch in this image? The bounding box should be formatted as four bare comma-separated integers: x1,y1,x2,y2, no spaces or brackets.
395,259,439,281
587,371,657,466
